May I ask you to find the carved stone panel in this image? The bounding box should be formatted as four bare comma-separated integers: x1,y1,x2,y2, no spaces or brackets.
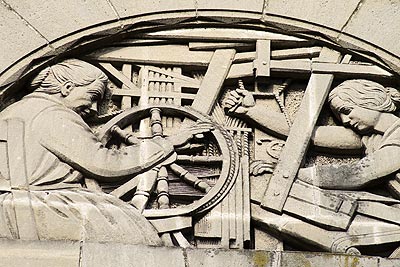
1,19,400,260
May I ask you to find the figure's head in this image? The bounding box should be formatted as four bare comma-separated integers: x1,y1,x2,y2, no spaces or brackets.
328,79,400,133
30,59,108,118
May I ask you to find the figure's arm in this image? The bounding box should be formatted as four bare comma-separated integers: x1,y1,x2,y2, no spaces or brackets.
34,108,173,181
298,145,400,189
223,88,362,151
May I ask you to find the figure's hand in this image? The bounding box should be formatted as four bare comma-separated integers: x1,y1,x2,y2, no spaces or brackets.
167,122,214,148
223,88,255,115
250,160,275,176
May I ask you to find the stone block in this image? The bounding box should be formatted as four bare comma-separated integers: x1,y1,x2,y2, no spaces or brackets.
281,252,379,267
341,0,400,59
0,3,47,74
4,0,117,41
81,242,186,267
185,248,274,267
110,0,196,20
196,0,264,13
264,0,361,31
0,239,80,267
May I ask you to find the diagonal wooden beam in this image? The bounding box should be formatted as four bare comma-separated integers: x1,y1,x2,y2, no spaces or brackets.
261,48,341,213
99,63,140,91
190,49,236,115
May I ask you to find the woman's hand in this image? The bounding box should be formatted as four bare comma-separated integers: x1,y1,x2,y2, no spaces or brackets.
223,88,255,115
166,122,214,148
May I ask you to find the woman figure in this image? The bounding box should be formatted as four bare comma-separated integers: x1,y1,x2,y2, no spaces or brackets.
0,59,211,244
298,79,400,191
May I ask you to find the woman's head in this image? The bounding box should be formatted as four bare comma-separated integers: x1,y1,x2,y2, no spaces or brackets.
30,59,108,94
328,80,400,133
30,59,109,117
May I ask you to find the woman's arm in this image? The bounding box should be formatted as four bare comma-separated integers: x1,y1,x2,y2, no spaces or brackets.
298,145,400,189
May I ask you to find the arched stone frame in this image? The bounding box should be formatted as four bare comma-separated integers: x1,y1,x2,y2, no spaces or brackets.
1,1,400,260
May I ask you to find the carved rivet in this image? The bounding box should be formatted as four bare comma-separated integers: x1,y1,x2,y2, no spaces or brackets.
274,192,280,196
283,171,290,179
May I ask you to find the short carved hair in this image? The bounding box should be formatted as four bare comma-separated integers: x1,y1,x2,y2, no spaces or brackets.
30,59,108,94
328,79,400,114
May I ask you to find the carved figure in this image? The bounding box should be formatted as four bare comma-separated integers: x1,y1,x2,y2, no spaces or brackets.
225,79,400,254
298,79,400,190
0,59,211,244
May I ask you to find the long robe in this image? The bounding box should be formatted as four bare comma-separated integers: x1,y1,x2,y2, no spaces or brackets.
0,92,172,244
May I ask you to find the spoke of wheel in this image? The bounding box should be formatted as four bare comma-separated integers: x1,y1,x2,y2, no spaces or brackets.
131,108,164,212
169,163,211,193
176,155,223,164
156,166,170,209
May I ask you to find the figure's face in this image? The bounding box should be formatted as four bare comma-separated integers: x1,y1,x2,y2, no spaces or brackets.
336,106,381,133
62,81,105,118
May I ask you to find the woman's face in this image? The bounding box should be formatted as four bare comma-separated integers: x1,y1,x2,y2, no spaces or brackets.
331,98,381,133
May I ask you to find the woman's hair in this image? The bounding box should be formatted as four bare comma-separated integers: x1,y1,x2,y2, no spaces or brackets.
328,79,400,113
30,59,108,94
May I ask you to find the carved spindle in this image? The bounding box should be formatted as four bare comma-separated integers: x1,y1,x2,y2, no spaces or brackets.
170,163,211,193
157,166,169,209
150,108,163,137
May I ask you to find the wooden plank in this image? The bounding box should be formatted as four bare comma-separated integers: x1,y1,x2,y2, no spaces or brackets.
261,48,341,212
357,201,400,226
121,64,133,110
194,202,222,238
227,60,311,79
110,176,139,198
89,45,213,67
283,196,353,230
233,47,322,63
191,49,236,114
289,181,343,213
189,42,253,51
149,216,192,233
99,63,140,91
227,60,393,79
142,28,307,43
253,40,271,78
312,62,393,78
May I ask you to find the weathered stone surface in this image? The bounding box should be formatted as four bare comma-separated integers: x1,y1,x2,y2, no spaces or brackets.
81,242,186,267
185,248,274,267
109,0,196,19
4,0,117,42
0,240,80,267
280,252,379,267
341,0,400,58
0,3,47,74
264,0,361,30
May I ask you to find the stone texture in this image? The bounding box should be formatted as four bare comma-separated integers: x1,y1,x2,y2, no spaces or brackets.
0,240,80,267
264,0,362,30
185,248,274,267
341,0,400,57
110,0,196,19
81,242,186,267
280,252,379,267
4,0,117,41
0,2,48,74
196,0,264,13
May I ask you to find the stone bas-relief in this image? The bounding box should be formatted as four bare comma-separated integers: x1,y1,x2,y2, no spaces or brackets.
1,26,400,259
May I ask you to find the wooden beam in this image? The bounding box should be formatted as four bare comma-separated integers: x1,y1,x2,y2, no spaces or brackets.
233,47,322,63
191,49,236,115
357,201,400,226
88,45,213,66
227,60,393,79
253,40,271,78
189,42,253,51
112,89,196,100
261,48,341,213
99,63,140,91
141,28,308,43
